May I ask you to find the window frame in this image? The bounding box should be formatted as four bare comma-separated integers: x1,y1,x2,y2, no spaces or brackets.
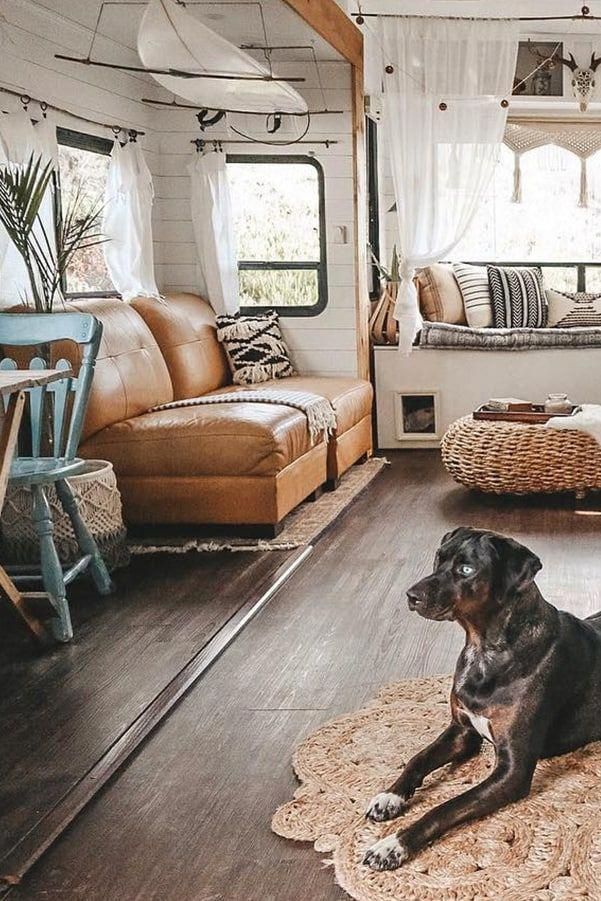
227,153,328,318
459,260,601,293
56,126,119,300
366,117,380,299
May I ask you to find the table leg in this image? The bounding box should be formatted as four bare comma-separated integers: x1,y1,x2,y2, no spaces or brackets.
0,391,49,642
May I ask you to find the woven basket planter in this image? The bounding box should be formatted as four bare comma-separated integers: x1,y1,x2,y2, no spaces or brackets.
441,415,601,496
1,460,129,571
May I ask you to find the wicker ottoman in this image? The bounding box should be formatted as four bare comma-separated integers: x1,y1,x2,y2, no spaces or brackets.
441,415,601,496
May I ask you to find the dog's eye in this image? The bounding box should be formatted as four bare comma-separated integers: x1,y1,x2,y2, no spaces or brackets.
458,564,475,577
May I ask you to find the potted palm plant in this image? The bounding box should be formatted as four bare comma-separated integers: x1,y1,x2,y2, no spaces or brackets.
0,153,128,571
0,152,105,312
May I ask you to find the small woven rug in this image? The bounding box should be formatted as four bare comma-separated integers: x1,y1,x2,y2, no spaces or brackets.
272,675,601,900
129,457,387,554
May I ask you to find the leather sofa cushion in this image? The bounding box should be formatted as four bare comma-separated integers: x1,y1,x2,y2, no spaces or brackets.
206,375,373,436
69,298,174,441
80,402,316,478
131,293,230,399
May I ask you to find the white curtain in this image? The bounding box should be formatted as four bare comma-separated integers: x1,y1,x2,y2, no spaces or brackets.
369,17,518,352
0,111,58,309
188,149,239,316
103,140,160,300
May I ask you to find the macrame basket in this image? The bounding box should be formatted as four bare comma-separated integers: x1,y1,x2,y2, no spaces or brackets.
0,460,129,571
442,415,601,496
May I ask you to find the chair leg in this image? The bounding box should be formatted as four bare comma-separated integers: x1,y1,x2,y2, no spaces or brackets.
56,479,115,596
31,484,73,643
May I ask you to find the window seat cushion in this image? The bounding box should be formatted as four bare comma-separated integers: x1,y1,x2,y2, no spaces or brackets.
419,321,601,351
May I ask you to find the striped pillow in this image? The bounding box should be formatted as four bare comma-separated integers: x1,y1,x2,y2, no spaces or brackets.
488,265,547,328
452,263,493,328
216,311,295,385
546,289,601,328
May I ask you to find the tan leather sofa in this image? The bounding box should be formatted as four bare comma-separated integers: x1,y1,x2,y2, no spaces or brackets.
75,294,373,529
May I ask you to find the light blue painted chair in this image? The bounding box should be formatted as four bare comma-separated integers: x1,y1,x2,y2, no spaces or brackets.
0,312,114,642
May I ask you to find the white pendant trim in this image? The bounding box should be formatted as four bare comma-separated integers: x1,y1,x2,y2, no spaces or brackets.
137,0,308,115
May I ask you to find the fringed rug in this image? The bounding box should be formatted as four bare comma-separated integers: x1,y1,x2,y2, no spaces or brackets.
272,675,601,900
129,457,387,555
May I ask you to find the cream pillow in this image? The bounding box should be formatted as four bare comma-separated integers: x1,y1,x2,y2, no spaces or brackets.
452,262,494,328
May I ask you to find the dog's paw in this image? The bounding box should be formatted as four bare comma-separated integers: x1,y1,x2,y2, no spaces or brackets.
365,791,408,822
363,834,409,871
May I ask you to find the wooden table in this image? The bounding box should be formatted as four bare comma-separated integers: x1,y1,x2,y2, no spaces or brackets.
0,369,73,642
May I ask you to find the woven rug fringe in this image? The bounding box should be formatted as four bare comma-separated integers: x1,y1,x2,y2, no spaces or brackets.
129,539,300,555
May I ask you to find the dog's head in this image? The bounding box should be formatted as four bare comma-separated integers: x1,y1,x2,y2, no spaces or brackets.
406,527,542,624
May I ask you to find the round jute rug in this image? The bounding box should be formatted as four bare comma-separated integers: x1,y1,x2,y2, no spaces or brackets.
272,676,601,900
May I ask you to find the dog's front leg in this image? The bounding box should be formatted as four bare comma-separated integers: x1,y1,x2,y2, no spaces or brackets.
364,744,535,871
365,722,482,823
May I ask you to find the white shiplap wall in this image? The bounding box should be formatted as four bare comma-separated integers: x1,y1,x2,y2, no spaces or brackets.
1,0,160,262
152,60,359,377
3,3,360,377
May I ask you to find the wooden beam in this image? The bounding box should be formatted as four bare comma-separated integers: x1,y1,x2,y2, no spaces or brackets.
351,65,371,382
280,0,363,69
280,0,371,382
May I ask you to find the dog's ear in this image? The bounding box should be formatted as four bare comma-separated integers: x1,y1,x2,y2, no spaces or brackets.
440,527,470,548
491,535,542,595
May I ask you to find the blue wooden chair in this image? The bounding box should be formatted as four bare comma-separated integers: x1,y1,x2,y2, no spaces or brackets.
0,312,114,642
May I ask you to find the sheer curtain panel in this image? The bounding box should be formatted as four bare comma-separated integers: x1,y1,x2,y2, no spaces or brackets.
369,17,518,352
0,111,58,309
103,140,160,300
188,150,239,316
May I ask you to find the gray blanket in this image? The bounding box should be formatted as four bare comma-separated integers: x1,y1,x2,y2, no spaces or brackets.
419,321,601,351
151,389,336,444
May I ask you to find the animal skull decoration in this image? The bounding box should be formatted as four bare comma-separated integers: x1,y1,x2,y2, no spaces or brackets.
558,52,601,111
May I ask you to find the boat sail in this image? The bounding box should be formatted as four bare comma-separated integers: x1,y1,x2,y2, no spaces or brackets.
137,0,308,115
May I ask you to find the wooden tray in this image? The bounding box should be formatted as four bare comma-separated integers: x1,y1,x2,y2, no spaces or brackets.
473,403,581,424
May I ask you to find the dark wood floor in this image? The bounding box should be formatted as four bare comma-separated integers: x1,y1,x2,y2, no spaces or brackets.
6,450,601,900
0,545,292,870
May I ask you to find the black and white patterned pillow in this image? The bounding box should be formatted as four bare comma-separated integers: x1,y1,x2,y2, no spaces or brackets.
216,311,295,385
546,289,601,328
487,265,547,328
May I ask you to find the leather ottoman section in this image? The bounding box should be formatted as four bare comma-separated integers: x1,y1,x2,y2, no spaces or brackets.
327,414,373,480
114,442,327,525
80,402,316,479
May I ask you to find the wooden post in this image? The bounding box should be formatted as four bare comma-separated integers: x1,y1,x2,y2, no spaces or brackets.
281,0,371,382
352,63,371,381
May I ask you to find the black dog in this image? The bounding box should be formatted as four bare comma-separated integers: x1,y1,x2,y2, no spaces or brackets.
363,526,601,871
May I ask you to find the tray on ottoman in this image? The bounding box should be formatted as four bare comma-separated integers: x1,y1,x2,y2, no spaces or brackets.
473,403,581,425
442,415,601,497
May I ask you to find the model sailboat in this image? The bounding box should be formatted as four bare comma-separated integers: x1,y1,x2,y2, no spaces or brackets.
137,0,308,114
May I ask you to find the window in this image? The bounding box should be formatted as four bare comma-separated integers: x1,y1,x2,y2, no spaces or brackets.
452,143,601,292
57,127,115,297
227,155,327,316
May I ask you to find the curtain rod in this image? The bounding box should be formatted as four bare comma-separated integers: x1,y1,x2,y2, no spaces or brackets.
142,98,343,116
0,85,145,136
352,7,601,22
191,138,338,148
509,113,601,125
54,55,304,83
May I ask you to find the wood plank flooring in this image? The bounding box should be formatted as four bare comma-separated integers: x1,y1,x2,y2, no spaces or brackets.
7,450,601,900
0,547,292,871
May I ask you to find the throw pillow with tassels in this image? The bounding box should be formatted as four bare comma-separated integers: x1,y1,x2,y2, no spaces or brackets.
216,311,296,385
